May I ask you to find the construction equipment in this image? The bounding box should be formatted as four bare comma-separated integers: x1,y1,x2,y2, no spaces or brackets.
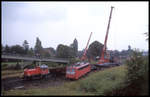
96,6,118,67
81,32,93,61
98,6,114,64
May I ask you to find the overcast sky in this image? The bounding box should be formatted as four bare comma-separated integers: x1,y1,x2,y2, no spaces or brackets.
2,1,148,51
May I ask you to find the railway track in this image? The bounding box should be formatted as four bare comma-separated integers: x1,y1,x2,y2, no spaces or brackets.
2,65,120,91
2,72,68,91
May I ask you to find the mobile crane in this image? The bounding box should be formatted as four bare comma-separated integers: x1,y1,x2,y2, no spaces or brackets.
81,32,93,61
69,32,93,67
96,6,119,67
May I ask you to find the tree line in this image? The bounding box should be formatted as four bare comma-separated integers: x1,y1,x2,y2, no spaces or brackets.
1,37,78,59
2,37,141,61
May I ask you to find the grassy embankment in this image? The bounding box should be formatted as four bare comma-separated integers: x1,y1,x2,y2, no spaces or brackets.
1,62,24,79
3,65,127,96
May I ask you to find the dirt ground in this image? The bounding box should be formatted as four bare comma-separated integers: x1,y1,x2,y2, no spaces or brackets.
1,74,68,91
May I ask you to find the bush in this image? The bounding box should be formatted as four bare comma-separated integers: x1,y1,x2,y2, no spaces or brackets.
1,64,9,70
125,49,148,85
69,58,81,64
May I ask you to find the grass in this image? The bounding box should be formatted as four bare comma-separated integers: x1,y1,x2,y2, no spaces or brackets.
1,62,32,70
3,86,90,96
3,65,127,96
74,65,127,95
1,69,23,79
2,62,18,65
2,70,23,76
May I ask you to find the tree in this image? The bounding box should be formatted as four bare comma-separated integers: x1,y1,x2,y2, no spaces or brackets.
1,44,4,53
70,38,78,57
128,45,131,51
28,48,34,56
56,44,74,58
87,41,104,60
10,45,25,55
125,49,148,86
73,38,78,57
34,37,43,56
22,40,29,55
4,44,11,54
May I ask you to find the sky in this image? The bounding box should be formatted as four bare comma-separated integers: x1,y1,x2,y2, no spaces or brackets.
2,1,149,51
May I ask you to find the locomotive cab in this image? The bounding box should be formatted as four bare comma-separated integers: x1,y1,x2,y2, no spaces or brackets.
39,64,49,75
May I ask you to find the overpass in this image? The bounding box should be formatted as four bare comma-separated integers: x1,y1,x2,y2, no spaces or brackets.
1,55,69,64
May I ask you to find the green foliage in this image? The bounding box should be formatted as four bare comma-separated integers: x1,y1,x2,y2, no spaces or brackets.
70,38,78,57
87,41,104,60
1,64,9,70
27,48,34,56
34,37,43,55
75,66,127,95
56,44,74,58
2,62,22,70
125,49,149,85
4,45,11,53
22,40,29,54
10,45,25,55
69,58,81,64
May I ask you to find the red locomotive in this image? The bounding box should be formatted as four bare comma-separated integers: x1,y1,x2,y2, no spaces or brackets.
23,64,49,79
66,32,92,80
66,62,91,80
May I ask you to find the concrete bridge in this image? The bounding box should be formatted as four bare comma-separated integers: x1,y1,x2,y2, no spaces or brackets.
1,55,69,64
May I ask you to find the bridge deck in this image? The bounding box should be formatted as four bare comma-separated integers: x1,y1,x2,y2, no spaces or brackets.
2,55,69,63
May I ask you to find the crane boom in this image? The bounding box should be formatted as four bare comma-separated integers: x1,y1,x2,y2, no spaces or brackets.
81,32,93,61
98,6,114,64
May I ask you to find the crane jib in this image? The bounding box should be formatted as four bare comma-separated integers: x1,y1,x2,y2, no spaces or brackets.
99,6,114,63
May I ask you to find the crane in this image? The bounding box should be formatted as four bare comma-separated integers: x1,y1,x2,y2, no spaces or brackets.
98,6,114,64
81,32,93,61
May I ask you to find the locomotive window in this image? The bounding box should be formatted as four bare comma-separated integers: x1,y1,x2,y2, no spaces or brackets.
72,69,75,72
66,68,75,74
78,65,89,70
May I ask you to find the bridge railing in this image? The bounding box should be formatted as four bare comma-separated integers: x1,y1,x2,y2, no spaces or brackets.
2,53,67,59
2,53,69,63
2,53,69,60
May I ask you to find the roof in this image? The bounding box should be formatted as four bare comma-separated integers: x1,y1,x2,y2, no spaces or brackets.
74,62,89,69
